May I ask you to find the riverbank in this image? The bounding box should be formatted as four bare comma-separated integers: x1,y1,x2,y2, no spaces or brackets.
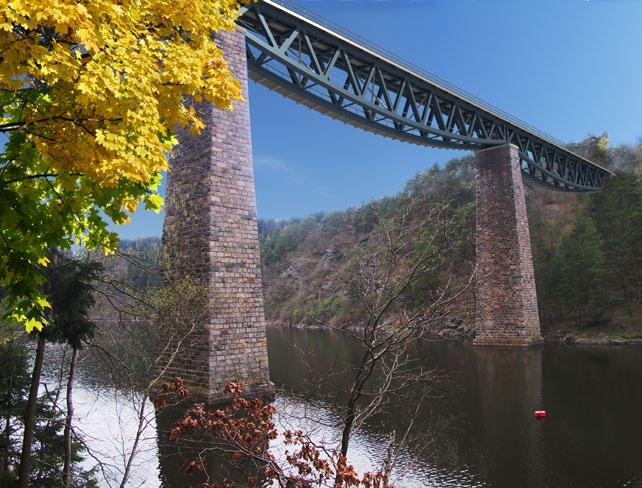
266,319,475,336
545,307,642,346
267,321,642,346
545,332,642,346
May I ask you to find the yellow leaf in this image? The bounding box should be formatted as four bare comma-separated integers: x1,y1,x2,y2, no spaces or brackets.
25,317,44,334
145,194,164,212
35,296,51,309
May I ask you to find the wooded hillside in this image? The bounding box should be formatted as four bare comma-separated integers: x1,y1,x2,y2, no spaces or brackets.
258,136,642,336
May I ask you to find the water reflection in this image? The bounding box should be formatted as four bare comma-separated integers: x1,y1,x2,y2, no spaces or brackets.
56,327,642,487
474,348,543,487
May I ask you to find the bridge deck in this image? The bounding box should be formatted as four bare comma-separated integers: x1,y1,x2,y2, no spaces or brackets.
238,0,612,191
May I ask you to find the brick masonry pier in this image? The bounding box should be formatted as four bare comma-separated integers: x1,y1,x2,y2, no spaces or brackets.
473,144,542,347
159,29,273,402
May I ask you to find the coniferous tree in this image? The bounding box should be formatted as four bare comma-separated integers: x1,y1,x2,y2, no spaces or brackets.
43,253,102,488
0,339,30,485
18,252,102,488
590,173,642,314
546,217,612,327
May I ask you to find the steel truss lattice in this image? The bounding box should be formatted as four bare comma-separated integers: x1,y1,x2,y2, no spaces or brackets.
238,0,612,191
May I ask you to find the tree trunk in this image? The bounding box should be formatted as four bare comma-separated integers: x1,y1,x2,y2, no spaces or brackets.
3,375,13,474
119,394,147,488
340,353,375,457
63,347,78,488
18,335,46,488
340,366,367,457
340,399,357,457
3,410,11,474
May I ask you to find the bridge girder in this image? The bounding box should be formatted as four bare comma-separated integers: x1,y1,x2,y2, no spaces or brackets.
238,0,612,192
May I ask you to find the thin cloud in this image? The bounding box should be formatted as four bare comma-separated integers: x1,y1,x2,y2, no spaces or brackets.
254,156,333,199
255,156,298,178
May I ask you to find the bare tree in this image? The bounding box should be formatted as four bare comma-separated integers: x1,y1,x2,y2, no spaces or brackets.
296,198,476,476
70,249,209,487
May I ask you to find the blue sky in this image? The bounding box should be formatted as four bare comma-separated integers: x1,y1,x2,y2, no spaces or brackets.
117,0,642,239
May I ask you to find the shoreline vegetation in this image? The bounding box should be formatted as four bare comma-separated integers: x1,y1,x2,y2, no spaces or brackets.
265,321,642,347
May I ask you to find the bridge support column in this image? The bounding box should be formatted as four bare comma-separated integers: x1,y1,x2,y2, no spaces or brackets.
473,143,542,347
159,29,273,402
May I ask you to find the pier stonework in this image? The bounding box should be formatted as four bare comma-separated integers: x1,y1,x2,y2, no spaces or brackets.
159,29,272,402
473,144,542,347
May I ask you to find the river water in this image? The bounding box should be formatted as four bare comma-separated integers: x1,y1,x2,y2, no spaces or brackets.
62,326,642,487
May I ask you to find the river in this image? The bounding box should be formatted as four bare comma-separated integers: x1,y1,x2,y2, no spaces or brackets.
58,326,642,487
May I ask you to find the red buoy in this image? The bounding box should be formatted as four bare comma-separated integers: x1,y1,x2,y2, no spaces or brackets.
534,410,547,418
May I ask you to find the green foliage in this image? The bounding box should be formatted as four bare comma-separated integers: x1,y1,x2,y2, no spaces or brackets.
92,136,641,333
41,252,103,349
568,133,642,174
260,137,641,332
259,156,477,326
0,339,29,485
0,0,245,333
310,295,347,323
120,238,161,290
260,217,319,266
29,396,98,488
590,173,642,309
567,133,610,167
541,217,613,326
532,139,642,330
0,130,163,333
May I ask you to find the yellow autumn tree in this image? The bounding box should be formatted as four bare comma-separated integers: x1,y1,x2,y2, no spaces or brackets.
1,0,244,332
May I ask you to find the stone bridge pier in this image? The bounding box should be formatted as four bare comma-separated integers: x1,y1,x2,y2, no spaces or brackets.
473,144,542,347
159,29,273,403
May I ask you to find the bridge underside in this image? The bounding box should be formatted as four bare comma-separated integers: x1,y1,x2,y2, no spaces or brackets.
238,0,611,193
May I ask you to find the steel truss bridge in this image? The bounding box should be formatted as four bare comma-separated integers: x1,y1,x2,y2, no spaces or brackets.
237,0,611,192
